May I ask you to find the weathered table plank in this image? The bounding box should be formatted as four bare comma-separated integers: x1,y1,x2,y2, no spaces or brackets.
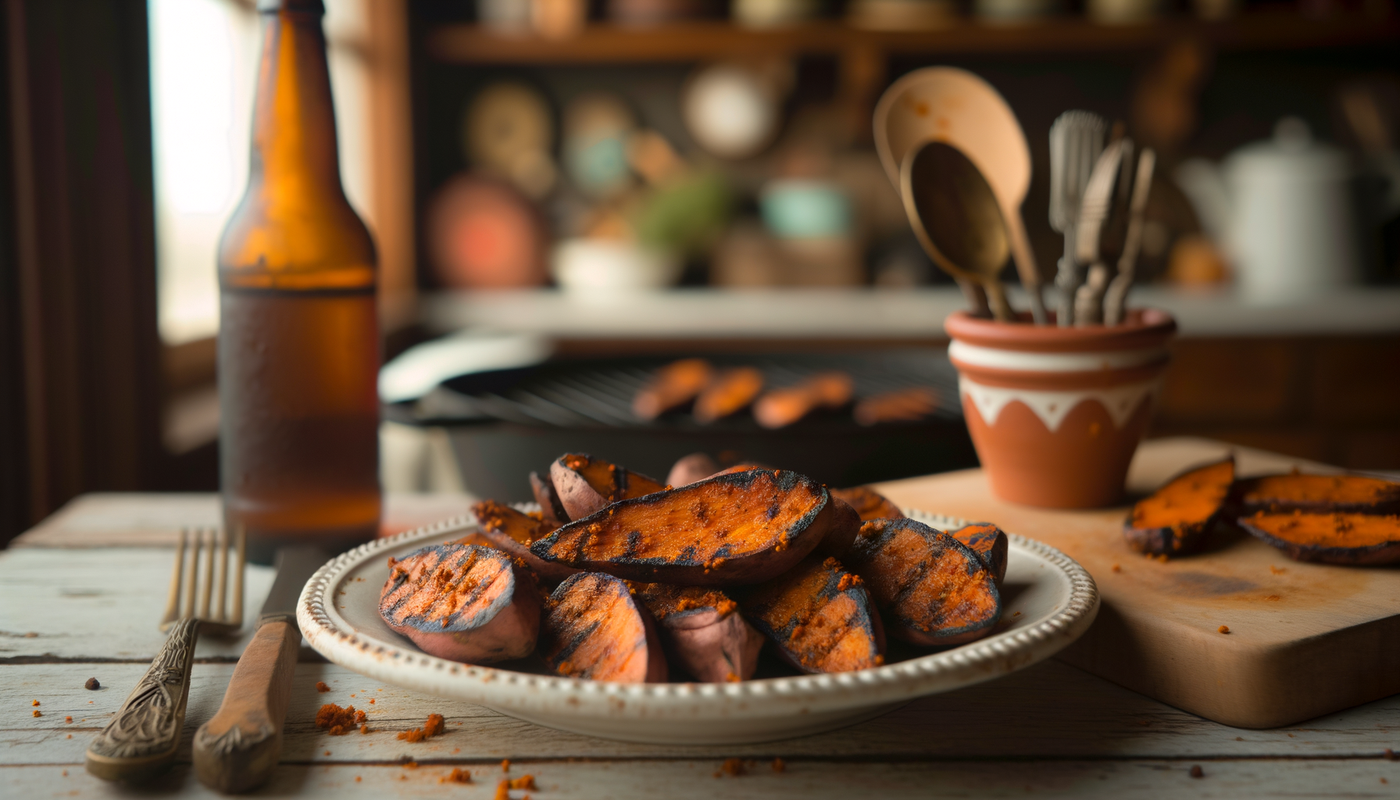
5,663,1396,766
4,759,1399,799
0,549,276,661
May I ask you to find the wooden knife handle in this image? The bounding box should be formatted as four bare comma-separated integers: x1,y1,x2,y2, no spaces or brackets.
85,618,200,782
192,619,300,793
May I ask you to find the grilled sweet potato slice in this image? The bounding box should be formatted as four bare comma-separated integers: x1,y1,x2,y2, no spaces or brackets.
666,452,721,488
530,468,835,585
632,358,714,420
740,556,884,674
1124,457,1235,557
550,453,667,522
541,572,667,682
379,544,541,664
1239,511,1400,566
949,522,1009,586
471,500,579,585
830,486,904,522
853,386,938,426
530,471,569,526
846,518,1001,646
634,583,763,683
1234,473,1400,514
693,367,764,423
753,371,854,429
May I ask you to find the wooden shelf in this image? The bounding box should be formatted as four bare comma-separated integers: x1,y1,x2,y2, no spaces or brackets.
426,11,1400,64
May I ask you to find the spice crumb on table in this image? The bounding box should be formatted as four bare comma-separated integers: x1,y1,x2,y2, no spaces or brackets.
441,768,472,784
84,678,100,690
397,713,445,742
1190,765,1204,778
316,681,330,692
1218,625,1230,634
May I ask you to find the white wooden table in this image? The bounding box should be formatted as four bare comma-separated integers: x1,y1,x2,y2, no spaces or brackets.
5,485,1398,798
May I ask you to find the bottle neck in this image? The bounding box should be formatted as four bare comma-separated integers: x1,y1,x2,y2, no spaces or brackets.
248,7,341,196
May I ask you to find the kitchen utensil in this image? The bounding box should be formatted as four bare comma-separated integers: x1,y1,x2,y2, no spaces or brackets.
872,67,1047,324
1174,117,1363,304
884,437,1400,729
193,546,330,793
1104,148,1157,325
86,527,245,782
872,68,992,317
1049,110,1108,326
1074,137,1133,325
902,140,1015,321
298,508,1097,744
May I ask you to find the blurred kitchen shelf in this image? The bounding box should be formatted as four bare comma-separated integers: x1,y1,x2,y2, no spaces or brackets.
425,11,1400,64
420,286,1400,345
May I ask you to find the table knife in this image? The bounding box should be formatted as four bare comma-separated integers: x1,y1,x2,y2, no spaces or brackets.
192,547,329,793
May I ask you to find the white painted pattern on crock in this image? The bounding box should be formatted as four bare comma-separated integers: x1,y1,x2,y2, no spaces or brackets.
959,375,1164,432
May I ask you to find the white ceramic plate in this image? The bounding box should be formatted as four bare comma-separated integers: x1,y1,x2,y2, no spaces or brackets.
297,509,1098,745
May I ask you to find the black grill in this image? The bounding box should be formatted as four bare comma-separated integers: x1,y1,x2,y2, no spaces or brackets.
407,351,964,430
388,350,976,503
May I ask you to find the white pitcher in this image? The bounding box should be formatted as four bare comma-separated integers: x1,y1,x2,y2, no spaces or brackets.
1176,117,1362,304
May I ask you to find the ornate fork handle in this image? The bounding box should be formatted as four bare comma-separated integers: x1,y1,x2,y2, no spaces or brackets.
85,618,200,781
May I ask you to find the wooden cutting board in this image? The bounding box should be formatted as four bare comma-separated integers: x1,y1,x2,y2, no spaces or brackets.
875,436,1400,729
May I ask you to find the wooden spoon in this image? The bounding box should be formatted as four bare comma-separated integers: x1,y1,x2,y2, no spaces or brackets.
902,141,1014,321
873,67,1047,324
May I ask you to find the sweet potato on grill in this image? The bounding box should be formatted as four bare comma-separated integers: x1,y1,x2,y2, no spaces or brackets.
666,452,721,488
633,583,763,683
530,468,835,586
540,572,667,682
1124,457,1236,557
846,518,1001,646
814,498,863,559
470,500,579,585
949,522,1009,586
753,371,854,429
379,544,541,664
1239,511,1400,566
853,386,939,426
1234,473,1400,514
830,486,904,522
550,453,667,522
740,556,884,674
632,358,714,420
693,367,765,423
530,471,569,527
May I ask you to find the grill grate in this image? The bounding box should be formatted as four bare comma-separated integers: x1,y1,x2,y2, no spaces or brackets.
409,351,964,431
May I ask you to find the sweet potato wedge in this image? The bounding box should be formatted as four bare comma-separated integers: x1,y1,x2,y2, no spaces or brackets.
633,582,764,683
1238,510,1400,566
1234,473,1400,514
529,468,835,586
846,518,1001,646
753,371,854,429
666,452,720,488
949,522,1009,586
550,453,667,522
853,386,939,426
379,544,540,664
530,470,569,526
693,367,764,423
540,572,667,682
830,486,904,522
1123,457,1235,557
814,497,863,559
632,358,714,420
740,556,884,674
470,500,579,586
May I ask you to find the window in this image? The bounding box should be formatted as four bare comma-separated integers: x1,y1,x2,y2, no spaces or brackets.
148,0,380,346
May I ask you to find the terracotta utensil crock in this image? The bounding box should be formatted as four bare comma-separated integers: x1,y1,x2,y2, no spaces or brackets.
945,309,1177,508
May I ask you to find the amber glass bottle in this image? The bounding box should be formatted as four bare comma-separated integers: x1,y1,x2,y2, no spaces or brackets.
218,0,380,551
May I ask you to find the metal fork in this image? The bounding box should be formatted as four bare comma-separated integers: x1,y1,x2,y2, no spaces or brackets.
86,526,245,782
